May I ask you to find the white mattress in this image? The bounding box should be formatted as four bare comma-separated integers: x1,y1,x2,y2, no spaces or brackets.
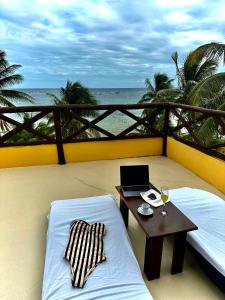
170,187,225,277
42,195,153,300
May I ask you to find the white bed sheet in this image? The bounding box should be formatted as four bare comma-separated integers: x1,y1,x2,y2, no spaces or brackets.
42,195,153,300
170,187,225,277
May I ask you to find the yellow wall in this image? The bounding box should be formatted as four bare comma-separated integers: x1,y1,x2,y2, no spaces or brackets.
167,137,225,194
1,138,224,195
0,145,58,168
0,138,162,169
64,137,163,162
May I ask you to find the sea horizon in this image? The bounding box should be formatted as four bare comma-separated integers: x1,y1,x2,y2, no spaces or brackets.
16,87,147,106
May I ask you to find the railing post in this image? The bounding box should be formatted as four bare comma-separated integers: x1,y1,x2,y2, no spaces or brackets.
53,110,66,165
162,106,170,156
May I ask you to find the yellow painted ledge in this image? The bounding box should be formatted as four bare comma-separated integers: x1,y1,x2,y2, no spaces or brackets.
64,137,163,162
167,137,225,194
0,145,58,168
0,138,162,169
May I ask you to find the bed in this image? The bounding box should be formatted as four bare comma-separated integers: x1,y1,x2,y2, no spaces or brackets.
42,195,153,300
170,187,225,292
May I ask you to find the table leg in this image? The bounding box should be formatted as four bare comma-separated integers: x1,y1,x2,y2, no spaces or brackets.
171,232,187,274
144,236,163,280
120,198,128,227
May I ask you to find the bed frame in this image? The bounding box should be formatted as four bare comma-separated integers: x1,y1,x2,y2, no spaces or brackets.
187,243,225,293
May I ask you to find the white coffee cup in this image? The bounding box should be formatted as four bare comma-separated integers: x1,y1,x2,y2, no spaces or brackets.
141,203,150,212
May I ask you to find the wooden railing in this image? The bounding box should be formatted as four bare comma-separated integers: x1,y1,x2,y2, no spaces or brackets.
0,102,224,163
168,103,225,161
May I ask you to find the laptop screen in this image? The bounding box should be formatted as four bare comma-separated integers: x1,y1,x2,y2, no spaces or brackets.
120,165,149,186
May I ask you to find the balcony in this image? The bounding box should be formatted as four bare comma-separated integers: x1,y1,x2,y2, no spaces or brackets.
0,103,224,299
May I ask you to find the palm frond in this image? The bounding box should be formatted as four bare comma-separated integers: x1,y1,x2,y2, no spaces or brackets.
47,81,99,138
182,43,225,86
0,90,34,102
0,50,7,70
140,73,174,104
145,78,155,92
0,119,11,132
0,95,15,107
171,51,185,88
188,72,225,107
196,116,217,146
47,93,62,104
184,43,225,74
183,51,204,83
0,74,23,88
0,64,22,78
153,88,182,103
201,90,225,110
195,100,225,145
195,59,217,82
154,73,174,92
194,42,225,65
86,127,101,138
138,91,155,103
0,49,33,107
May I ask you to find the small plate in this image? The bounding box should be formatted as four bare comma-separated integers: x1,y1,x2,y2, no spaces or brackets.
137,206,154,216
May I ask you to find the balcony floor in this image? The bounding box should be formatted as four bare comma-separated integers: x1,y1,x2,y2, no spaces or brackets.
0,156,224,300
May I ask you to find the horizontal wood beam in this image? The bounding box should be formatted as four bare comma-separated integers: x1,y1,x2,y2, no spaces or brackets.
0,134,161,147
0,102,224,117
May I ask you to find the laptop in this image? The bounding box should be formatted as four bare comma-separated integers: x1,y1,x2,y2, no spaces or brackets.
120,165,152,197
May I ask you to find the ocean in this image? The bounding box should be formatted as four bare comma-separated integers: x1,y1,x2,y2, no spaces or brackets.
17,88,146,106
14,88,147,135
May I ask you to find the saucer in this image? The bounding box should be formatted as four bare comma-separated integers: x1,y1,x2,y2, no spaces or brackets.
137,206,154,216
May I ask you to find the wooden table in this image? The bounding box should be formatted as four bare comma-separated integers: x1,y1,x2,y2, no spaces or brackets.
116,186,198,280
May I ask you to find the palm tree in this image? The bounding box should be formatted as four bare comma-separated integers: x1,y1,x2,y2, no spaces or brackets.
146,43,225,106
47,81,100,139
136,73,174,134
0,49,33,106
187,72,225,145
139,72,174,103
171,42,225,105
171,43,225,145
139,43,225,107
137,43,225,143
0,49,33,133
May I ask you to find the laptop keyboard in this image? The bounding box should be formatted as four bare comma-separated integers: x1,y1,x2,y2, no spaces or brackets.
123,185,150,191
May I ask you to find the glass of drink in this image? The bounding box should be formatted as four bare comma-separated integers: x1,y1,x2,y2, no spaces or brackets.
161,187,169,216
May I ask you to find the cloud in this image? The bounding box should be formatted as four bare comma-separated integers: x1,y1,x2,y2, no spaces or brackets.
170,30,224,48
155,0,204,7
0,0,224,88
165,12,192,23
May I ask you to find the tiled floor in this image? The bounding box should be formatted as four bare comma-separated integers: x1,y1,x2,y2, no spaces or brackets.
0,156,224,299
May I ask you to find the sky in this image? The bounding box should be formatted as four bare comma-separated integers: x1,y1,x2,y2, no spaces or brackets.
0,0,225,88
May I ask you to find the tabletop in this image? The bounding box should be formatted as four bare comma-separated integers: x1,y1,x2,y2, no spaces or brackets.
116,186,198,238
